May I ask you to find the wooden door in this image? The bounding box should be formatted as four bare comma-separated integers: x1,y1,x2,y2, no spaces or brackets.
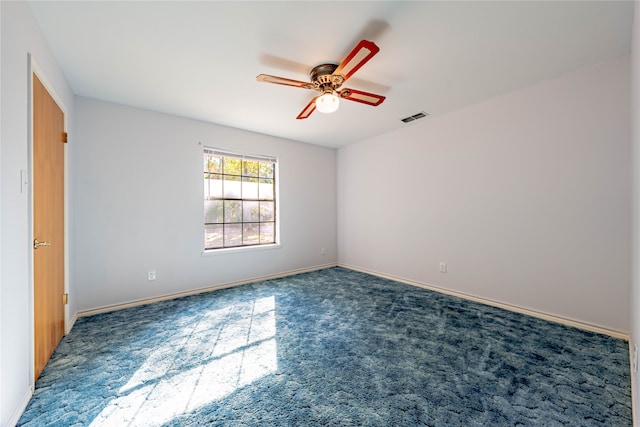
33,73,65,381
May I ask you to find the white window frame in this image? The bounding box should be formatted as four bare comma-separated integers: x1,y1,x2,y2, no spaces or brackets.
203,147,279,253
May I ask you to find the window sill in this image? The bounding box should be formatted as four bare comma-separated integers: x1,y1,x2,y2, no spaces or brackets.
201,243,281,257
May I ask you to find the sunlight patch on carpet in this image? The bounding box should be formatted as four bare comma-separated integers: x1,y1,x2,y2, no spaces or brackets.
89,296,277,426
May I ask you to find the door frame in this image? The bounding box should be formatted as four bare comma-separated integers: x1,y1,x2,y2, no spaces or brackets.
27,54,70,385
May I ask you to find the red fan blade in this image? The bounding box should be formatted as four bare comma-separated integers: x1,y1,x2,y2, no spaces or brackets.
257,74,315,89
333,40,380,81
296,98,317,120
340,88,385,106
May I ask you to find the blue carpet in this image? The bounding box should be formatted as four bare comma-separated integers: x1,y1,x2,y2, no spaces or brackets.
18,267,632,426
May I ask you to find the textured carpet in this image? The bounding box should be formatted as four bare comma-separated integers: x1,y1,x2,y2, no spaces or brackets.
18,267,632,426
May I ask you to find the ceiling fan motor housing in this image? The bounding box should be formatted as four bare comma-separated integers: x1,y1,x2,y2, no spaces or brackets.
311,64,344,90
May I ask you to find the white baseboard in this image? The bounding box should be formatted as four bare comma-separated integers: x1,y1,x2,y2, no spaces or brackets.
76,263,338,319
7,386,33,427
73,261,627,340
66,311,78,335
339,263,629,340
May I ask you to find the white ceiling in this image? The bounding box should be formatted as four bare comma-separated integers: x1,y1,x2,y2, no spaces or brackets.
27,1,633,148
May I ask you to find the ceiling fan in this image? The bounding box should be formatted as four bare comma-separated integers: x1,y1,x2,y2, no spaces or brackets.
257,40,386,120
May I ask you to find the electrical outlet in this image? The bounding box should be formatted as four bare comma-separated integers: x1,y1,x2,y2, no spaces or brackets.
634,344,638,373
439,262,447,273
321,247,326,256
148,270,156,281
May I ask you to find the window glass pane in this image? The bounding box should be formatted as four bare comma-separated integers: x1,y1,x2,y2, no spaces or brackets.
260,223,275,244
243,160,259,177
243,223,260,245
224,200,242,223
204,150,276,250
203,173,209,199
204,200,224,224
259,179,274,200
205,224,223,249
259,202,274,222
224,224,242,247
243,201,260,222
205,156,222,173
242,177,259,200
207,174,223,199
223,157,242,175
259,162,274,179
223,175,241,199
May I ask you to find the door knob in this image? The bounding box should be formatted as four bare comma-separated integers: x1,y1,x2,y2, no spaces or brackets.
34,239,51,249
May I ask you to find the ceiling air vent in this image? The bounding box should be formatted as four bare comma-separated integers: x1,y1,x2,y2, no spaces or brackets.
401,111,429,123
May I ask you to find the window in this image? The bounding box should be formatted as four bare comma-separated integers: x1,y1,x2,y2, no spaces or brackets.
203,148,277,250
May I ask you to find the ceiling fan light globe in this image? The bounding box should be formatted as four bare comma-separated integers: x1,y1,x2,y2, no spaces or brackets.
315,92,340,114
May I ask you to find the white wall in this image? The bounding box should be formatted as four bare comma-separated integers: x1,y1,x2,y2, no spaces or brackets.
629,1,639,423
1,1,75,425
73,97,336,312
338,55,630,334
